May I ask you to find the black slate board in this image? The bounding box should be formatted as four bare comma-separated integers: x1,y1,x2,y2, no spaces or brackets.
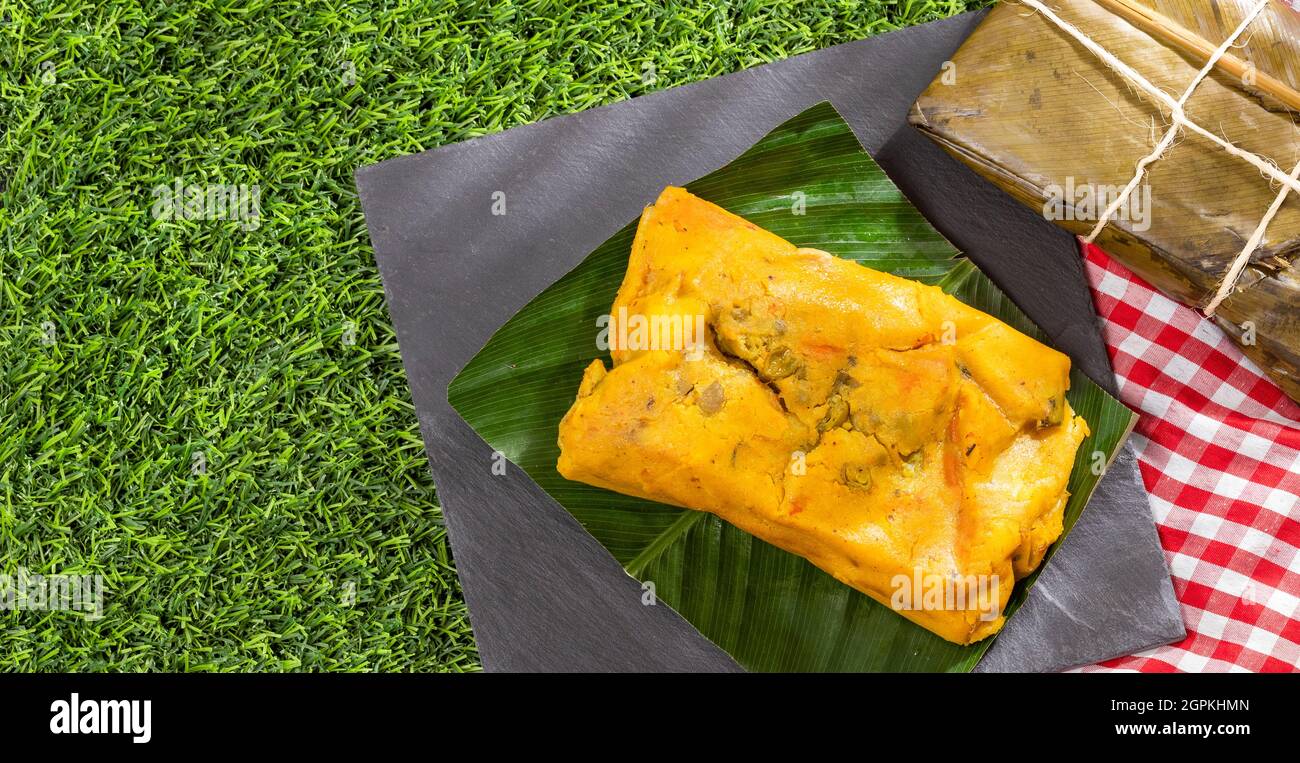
355,11,1185,672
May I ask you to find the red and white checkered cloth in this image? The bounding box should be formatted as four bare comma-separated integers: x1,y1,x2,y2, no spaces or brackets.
1075,242,1300,672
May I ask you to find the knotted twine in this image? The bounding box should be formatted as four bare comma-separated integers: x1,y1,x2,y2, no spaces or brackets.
1018,0,1298,315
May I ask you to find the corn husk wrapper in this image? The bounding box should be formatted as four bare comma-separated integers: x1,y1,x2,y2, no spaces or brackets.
909,0,1300,402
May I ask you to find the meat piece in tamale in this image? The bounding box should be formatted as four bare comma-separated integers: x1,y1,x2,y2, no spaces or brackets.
557,187,1089,644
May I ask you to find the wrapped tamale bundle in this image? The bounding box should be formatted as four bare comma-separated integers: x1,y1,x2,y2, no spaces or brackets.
909,0,1300,402
556,187,1090,644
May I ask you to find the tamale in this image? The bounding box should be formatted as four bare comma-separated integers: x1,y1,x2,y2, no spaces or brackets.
556,187,1089,644
909,0,1300,402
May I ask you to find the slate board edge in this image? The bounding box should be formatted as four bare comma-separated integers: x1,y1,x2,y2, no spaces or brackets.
355,11,1185,672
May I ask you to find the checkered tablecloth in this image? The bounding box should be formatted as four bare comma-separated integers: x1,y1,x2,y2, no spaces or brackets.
1076,242,1300,672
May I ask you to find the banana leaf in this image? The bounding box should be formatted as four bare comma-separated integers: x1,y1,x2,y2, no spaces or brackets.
448,102,1136,672
909,0,1300,403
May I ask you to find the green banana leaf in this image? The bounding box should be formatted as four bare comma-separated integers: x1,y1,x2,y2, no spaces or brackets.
448,102,1136,672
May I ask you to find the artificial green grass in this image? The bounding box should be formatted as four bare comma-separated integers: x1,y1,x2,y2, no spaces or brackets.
0,0,987,671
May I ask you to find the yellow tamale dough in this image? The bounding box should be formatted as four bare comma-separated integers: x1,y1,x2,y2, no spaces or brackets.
557,187,1089,644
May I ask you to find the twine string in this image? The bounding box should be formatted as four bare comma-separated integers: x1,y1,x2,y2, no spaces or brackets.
1204,157,1300,314
1018,0,1293,315
1082,0,1270,242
